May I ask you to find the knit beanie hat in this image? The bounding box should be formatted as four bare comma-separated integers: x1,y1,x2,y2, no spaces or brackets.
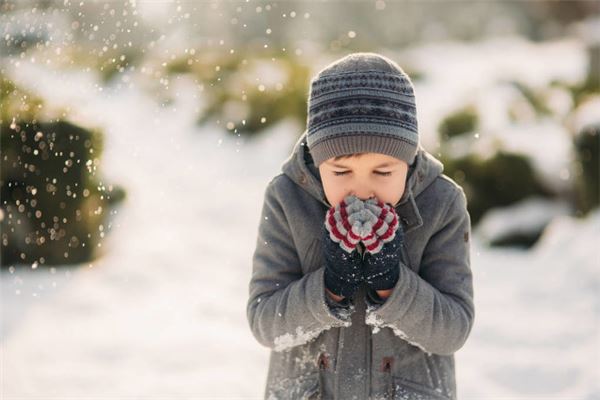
306,52,419,167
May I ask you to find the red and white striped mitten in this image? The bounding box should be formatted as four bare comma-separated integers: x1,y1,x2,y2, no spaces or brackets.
325,195,372,253
325,195,399,254
360,198,400,255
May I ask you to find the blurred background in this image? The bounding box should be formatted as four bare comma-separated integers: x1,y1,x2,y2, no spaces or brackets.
1,0,599,398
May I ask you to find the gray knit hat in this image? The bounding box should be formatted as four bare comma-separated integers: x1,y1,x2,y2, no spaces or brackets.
306,52,419,167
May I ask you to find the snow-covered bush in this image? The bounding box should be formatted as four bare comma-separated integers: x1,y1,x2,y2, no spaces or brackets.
0,77,126,267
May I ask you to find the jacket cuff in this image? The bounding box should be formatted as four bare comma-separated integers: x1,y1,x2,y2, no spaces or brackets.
364,262,412,323
310,267,354,327
365,287,387,309
325,295,355,322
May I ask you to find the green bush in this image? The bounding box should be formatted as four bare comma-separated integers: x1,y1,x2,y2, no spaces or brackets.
573,123,599,215
0,76,125,267
438,105,479,140
509,81,553,117
166,51,312,136
440,150,554,226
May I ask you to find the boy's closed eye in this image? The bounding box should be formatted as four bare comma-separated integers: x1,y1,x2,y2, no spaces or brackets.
333,170,393,176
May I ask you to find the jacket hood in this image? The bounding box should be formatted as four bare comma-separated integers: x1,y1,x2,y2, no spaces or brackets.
281,129,444,213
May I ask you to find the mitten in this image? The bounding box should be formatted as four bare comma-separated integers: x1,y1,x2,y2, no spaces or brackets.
322,195,374,299
361,200,404,291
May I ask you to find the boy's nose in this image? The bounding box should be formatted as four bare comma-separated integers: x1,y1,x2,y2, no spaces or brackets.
351,192,376,202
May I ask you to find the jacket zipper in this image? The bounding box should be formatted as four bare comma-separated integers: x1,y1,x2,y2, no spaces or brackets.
366,316,372,399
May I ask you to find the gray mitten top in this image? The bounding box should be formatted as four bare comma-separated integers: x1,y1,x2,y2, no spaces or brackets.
325,195,400,254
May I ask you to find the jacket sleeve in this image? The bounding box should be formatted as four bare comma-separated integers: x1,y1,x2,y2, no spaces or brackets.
364,188,475,356
247,177,354,352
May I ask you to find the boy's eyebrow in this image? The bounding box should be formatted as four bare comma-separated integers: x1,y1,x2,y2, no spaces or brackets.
327,161,399,169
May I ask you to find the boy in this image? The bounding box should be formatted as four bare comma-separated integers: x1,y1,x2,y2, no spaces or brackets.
247,52,474,400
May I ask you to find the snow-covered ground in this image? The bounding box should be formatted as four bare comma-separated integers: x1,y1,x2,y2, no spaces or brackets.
1,36,599,399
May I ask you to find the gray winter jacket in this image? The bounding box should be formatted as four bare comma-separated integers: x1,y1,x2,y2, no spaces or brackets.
247,129,474,400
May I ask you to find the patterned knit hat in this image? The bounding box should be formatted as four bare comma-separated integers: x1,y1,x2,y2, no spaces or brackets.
306,52,419,167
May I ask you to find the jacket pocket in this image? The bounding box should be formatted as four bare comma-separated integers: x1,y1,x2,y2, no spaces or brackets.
390,375,450,400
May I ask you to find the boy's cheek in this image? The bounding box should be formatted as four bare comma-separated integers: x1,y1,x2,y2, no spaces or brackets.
321,186,343,208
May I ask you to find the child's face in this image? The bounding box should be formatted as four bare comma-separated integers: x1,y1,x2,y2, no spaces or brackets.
318,152,409,208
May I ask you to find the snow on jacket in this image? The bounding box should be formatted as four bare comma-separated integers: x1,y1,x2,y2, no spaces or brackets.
247,129,475,399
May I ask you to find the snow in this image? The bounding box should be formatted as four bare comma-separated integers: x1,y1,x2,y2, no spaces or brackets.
365,308,431,356
568,95,600,134
444,117,576,192
571,15,600,46
475,196,572,245
457,211,600,398
396,35,589,193
274,326,327,353
1,36,598,399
